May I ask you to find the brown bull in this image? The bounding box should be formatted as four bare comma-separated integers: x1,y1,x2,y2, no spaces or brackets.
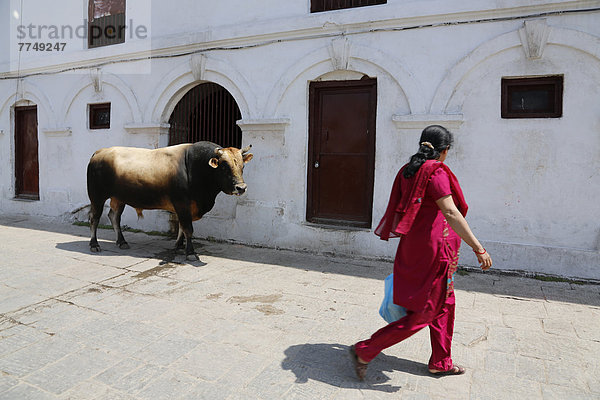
86,141,253,260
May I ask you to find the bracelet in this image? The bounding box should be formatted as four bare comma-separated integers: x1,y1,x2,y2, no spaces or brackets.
473,248,486,255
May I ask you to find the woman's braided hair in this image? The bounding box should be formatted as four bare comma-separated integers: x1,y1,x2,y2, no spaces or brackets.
403,125,454,179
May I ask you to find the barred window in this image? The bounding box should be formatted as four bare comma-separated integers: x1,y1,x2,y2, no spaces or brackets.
168,83,242,148
311,0,386,13
88,0,126,48
89,103,111,129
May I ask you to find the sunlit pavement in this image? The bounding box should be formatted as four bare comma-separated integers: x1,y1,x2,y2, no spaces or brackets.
0,215,598,399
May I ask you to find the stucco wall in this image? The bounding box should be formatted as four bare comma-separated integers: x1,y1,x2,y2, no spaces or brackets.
1,1,599,279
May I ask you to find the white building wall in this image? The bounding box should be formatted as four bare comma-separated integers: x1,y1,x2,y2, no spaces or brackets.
1,0,599,279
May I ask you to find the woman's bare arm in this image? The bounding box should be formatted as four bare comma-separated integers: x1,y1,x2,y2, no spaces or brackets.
435,195,492,270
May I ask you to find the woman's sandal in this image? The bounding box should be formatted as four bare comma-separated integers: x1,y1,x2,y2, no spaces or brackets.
428,364,466,376
349,345,368,381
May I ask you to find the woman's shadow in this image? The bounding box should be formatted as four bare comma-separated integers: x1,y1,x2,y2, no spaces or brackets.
281,343,430,392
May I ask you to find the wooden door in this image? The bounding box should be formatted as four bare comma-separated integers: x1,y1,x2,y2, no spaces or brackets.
307,79,376,228
15,106,39,200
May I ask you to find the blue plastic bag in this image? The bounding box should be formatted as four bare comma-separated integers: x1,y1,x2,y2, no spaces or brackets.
379,273,407,323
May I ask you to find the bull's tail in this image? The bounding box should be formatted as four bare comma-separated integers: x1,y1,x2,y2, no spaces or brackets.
86,158,101,203
86,155,111,217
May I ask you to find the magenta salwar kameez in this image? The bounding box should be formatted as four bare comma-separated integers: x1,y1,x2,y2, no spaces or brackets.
355,161,466,371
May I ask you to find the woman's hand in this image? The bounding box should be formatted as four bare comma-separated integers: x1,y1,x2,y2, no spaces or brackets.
474,249,492,271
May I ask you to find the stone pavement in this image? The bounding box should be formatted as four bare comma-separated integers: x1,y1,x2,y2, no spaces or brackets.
0,215,598,400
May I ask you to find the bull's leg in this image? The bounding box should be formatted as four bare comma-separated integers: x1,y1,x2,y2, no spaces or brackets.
174,224,185,250
89,201,105,252
175,209,198,261
182,220,198,261
108,198,129,250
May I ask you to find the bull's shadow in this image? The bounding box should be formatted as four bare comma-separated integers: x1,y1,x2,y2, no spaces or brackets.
3,215,599,307
54,226,208,266
281,343,429,392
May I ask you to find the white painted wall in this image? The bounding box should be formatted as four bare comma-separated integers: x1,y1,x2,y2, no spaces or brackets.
1,0,599,279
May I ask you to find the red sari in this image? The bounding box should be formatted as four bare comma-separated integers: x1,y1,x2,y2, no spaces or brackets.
355,160,468,370
375,160,467,312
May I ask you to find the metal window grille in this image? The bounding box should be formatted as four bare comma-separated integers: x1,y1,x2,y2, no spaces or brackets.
88,0,126,48
89,103,111,129
168,83,242,148
311,0,386,12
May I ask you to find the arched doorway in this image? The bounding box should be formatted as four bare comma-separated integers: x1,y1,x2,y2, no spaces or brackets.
168,82,242,148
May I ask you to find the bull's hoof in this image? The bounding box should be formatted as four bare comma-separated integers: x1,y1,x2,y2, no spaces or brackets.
90,245,101,253
186,253,199,261
118,242,130,250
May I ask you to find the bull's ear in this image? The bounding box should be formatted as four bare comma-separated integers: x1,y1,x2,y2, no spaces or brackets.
241,144,252,154
208,158,219,168
243,153,253,163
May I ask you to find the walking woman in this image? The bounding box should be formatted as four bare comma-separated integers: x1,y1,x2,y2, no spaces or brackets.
350,125,492,380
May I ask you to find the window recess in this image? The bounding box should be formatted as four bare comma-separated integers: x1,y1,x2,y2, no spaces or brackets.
88,0,126,48
311,0,386,13
501,76,563,119
89,103,111,129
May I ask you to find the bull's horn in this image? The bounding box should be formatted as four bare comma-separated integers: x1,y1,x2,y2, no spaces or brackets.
241,144,252,154
215,148,224,156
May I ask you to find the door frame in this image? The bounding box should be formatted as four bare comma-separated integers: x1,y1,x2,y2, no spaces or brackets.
306,78,377,228
14,105,40,200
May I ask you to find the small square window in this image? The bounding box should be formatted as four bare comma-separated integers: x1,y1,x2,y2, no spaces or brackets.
89,103,111,129
501,76,563,118
311,0,386,13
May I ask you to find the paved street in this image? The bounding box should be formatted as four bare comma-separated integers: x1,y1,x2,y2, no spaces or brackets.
0,215,598,399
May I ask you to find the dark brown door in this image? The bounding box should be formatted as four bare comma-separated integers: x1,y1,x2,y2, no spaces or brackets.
307,79,377,228
15,106,39,200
